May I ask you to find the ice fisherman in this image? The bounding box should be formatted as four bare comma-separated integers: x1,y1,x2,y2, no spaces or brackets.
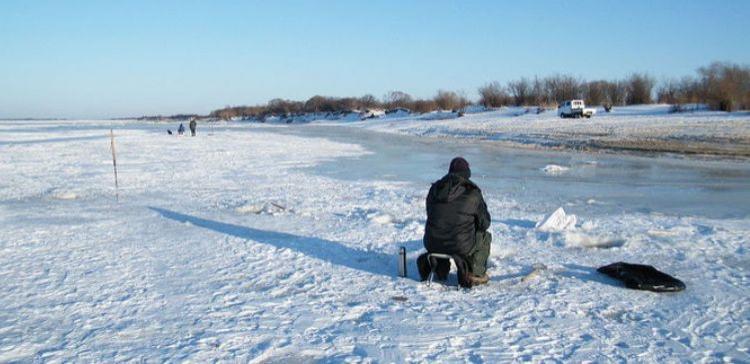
189,118,197,136
418,157,492,287
178,123,185,135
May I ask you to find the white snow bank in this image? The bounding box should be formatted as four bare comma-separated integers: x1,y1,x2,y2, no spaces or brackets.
384,109,411,118
535,207,577,232
418,111,459,121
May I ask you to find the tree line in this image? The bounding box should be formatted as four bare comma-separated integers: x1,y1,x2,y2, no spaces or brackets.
655,62,750,112
210,61,750,119
210,90,472,120
480,62,749,111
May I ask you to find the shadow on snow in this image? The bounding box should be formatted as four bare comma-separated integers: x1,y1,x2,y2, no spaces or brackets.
149,206,421,280
560,263,623,288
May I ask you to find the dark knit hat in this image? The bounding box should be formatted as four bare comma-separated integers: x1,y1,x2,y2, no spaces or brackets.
449,157,471,178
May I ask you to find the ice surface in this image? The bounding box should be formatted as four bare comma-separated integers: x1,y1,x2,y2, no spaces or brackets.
1,118,749,362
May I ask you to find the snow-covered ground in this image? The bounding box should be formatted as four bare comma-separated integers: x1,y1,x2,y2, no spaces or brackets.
1,119,749,362
320,105,750,157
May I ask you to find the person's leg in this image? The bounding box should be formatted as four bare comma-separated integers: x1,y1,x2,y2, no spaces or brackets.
417,252,431,281
435,257,450,280
468,231,491,276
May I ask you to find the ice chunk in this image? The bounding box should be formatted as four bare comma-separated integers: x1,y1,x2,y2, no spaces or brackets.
235,201,287,215
647,225,695,237
522,263,549,282
370,213,393,225
564,231,625,249
52,191,78,200
542,164,570,175
536,207,577,232
235,203,263,214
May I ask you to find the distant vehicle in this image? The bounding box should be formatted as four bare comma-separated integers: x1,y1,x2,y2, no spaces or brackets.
558,100,596,118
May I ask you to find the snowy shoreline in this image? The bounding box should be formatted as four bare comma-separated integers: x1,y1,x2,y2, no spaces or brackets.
307,105,750,158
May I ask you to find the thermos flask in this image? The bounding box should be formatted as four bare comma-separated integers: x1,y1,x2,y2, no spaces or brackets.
398,246,407,277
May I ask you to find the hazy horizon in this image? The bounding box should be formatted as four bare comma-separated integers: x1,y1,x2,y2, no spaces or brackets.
2,0,749,119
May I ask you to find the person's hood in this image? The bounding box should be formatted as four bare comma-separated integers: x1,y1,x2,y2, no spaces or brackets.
433,173,476,202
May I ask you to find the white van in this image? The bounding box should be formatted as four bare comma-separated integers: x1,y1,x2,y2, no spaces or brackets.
558,100,596,118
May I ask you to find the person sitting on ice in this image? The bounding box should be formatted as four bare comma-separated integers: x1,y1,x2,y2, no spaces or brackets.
177,123,185,135
418,157,492,287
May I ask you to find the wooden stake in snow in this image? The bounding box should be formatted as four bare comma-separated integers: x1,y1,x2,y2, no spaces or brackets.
109,129,119,202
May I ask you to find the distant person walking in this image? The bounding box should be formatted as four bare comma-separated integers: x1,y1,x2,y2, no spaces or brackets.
177,123,185,135
189,118,197,136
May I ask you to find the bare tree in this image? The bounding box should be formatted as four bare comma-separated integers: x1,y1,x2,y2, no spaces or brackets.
531,77,545,106
434,90,469,111
698,62,750,111
543,75,581,105
604,80,627,106
304,95,327,113
508,78,531,106
657,78,681,104
383,91,414,109
584,80,608,106
410,99,438,113
625,73,655,105
267,98,304,115
358,94,380,109
335,97,359,112
478,81,509,108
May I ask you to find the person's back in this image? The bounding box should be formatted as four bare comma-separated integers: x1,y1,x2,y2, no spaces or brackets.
421,157,492,287
424,173,488,255
178,123,185,135
189,119,197,136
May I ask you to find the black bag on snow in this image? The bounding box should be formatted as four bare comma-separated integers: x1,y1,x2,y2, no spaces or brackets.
597,262,686,292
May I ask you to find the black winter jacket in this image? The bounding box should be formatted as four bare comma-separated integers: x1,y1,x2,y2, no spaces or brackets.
423,173,491,256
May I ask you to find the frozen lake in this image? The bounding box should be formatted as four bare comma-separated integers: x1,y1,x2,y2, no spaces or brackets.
1,120,748,362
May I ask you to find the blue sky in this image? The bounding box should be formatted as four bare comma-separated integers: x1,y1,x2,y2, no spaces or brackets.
1,1,748,118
